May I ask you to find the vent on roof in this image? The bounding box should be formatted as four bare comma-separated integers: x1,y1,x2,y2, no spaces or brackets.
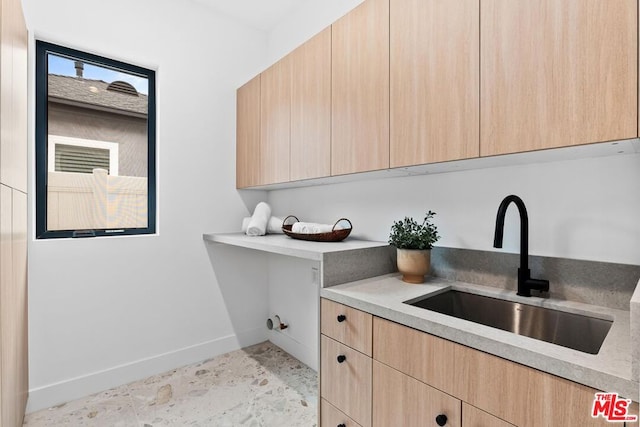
106,80,138,96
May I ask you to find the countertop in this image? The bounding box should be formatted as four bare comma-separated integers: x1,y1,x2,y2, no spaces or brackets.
202,233,389,262
321,273,638,400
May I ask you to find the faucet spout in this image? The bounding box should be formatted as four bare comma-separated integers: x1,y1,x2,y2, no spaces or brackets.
493,195,549,297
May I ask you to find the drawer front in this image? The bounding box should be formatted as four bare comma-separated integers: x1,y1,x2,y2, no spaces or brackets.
373,361,461,427
373,316,634,427
321,399,362,427
321,335,372,427
462,403,515,427
321,299,372,356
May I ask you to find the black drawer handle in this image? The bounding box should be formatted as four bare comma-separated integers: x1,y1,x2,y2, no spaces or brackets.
337,424,346,427
337,314,346,322
435,414,447,426
337,355,346,363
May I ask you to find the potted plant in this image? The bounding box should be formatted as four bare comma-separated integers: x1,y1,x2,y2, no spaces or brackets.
388,211,440,284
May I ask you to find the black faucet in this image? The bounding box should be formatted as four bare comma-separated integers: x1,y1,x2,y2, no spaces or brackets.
493,195,549,297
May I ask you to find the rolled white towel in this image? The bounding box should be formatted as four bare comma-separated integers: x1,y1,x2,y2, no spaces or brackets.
267,216,284,234
242,216,284,234
246,202,271,236
291,222,345,234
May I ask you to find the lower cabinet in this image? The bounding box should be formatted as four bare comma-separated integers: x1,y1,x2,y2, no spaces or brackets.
320,335,372,427
462,403,515,427
373,360,461,427
320,299,638,427
321,399,361,427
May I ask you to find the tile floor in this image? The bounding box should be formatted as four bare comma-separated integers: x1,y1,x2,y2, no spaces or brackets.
23,342,318,426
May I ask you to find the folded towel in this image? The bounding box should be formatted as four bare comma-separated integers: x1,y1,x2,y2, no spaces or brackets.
242,216,284,234
267,216,284,234
291,222,345,234
246,202,271,236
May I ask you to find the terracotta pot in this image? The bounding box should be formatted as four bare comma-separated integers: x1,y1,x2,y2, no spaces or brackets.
396,248,431,284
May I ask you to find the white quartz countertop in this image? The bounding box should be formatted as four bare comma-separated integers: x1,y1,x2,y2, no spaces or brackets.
203,233,389,261
321,274,638,400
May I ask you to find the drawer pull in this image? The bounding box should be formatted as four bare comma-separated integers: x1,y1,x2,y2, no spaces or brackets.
337,424,346,427
435,414,447,426
337,354,347,363
337,314,346,322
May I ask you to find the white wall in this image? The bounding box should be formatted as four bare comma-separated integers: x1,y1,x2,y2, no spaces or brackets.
24,0,269,411
266,0,640,267
266,0,364,64
268,154,640,265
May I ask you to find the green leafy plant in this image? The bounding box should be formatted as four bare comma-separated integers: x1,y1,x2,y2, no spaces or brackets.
388,211,440,250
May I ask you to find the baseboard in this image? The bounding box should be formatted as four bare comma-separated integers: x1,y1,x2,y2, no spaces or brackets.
268,329,318,372
26,327,266,413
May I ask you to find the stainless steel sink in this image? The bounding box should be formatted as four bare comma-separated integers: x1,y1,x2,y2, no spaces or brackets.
405,290,612,354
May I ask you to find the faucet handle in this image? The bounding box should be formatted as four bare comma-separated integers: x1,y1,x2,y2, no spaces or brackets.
526,278,550,293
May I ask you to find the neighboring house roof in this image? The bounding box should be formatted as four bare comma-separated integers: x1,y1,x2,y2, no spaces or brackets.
48,74,148,117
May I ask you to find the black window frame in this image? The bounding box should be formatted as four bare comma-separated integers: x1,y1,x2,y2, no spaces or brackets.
35,41,156,239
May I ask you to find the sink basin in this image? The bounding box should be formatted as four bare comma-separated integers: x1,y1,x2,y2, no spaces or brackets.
405,290,612,354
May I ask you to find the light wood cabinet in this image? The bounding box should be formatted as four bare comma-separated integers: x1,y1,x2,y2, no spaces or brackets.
480,0,638,156
290,27,331,181
321,298,372,356
0,186,28,427
236,75,261,188
373,360,461,427
373,316,637,427
0,0,28,423
321,399,362,427
0,0,27,192
462,403,515,427
390,0,479,167
331,0,389,176
260,56,291,185
320,335,372,427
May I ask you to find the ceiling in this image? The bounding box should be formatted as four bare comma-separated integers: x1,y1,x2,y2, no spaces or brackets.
191,0,306,31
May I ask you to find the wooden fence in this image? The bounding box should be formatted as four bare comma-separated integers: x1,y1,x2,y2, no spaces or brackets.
47,168,147,230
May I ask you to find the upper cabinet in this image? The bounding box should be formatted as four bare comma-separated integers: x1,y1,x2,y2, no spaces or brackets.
236,75,261,188
331,0,389,176
260,56,292,185
480,0,638,156
390,0,479,167
290,28,331,181
236,0,640,189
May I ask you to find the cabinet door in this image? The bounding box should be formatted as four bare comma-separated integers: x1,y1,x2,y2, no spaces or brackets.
390,0,479,167
321,399,362,427
291,27,331,181
321,335,372,427
260,56,291,185
463,403,515,427
480,0,637,156
321,299,372,356
374,316,635,427
1,185,28,427
0,0,28,192
236,75,261,188
331,0,389,176
373,361,461,427
11,189,27,426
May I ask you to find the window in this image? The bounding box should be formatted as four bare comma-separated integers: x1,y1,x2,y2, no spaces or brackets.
35,41,156,238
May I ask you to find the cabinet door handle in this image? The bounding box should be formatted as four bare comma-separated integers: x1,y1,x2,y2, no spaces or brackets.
337,314,346,322
337,354,347,363
435,414,447,426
